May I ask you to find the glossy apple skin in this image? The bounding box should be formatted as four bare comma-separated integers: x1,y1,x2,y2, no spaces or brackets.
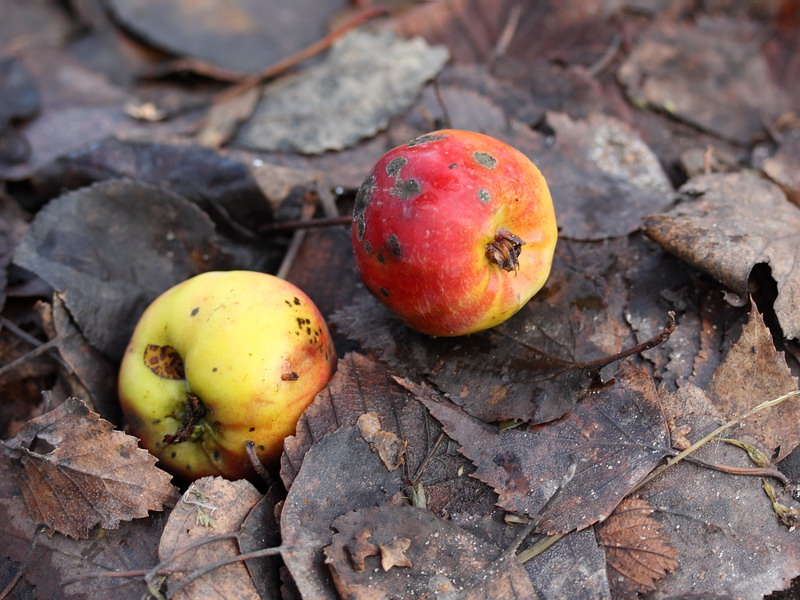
118,271,336,481
352,129,558,336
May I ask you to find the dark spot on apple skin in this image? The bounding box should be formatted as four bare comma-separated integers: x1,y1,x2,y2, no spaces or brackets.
212,450,221,461
293,297,301,305
285,300,292,307
354,172,376,241
449,163,457,169
386,156,408,177
407,133,447,147
364,240,372,255
386,234,402,257
152,419,161,424
249,427,256,432
379,287,390,297
390,177,420,201
478,189,491,203
376,252,385,263
282,372,299,381
258,445,266,451
474,151,497,169
190,307,199,316
171,451,177,458
212,367,218,372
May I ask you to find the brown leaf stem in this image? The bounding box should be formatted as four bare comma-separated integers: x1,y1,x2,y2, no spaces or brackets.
259,215,353,233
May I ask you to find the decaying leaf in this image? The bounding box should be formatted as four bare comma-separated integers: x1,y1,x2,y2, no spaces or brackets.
281,353,493,519
3,397,177,539
280,424,406,600
325,505,535,599
31,138,273,240
332,251,646,426
13,179,235,359
356,413,407,472
618,20,789,144
644,172,800,341
414,361,671,533
106,0,344,75
596,497,679,598
159,477,262,600
534,111,674,240
706,302,800,461
235,29,449,154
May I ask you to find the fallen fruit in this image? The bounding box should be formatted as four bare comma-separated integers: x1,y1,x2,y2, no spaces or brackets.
118,271,337,481
352,129,558,336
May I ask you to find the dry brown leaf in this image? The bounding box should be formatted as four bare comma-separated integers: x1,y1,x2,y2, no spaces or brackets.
356,413,407,472
644,172,800,342
159,476,262,600
325,505,535,599
3,397,177,539
596,497,679,598
415,361,671,533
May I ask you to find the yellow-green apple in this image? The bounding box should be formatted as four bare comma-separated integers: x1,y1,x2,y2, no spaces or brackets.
352,129,558,336
118,271,336,481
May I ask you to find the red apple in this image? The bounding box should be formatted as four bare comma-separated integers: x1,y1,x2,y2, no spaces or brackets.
352,129,557,336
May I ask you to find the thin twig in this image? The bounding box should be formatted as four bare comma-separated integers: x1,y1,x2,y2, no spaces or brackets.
0,337,61,378
0,525,45,600
213,6,388,105
587,34,622,77
488,4,523,63
165,546,284,599
259,215,352,233
632,389,800,494
410,431,446,486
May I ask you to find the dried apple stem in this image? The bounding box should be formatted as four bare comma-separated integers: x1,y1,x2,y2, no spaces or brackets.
486,230,525,272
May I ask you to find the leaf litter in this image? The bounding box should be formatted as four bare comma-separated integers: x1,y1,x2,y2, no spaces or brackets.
1,2,800,599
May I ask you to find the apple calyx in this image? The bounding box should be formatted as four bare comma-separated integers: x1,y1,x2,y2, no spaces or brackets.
486,230,525,272
163,392,208,445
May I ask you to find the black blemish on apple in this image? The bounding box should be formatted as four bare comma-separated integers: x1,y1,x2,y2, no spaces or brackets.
386,234,402,257
386,156,408,177
478,189,491,203
152,418,161,424
212,450,221,461
407,133,447,147
364,240,372,255
171,451,177,458
293,297,301,305
249,427,256,432
474,151,497,169
354,172,376,241
449,163,457,169
258,444,265,451
212,367,218,372
379,287,390,297
377,252,385,263
390,177,420,201
190,307,199,316
282,371,299,381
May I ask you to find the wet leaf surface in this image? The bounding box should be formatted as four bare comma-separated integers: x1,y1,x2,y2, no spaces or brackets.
326,504,535,599
645,172,800,341
236,30,448,154
3,397,177,539
13,179,235,359
415,361,671,533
